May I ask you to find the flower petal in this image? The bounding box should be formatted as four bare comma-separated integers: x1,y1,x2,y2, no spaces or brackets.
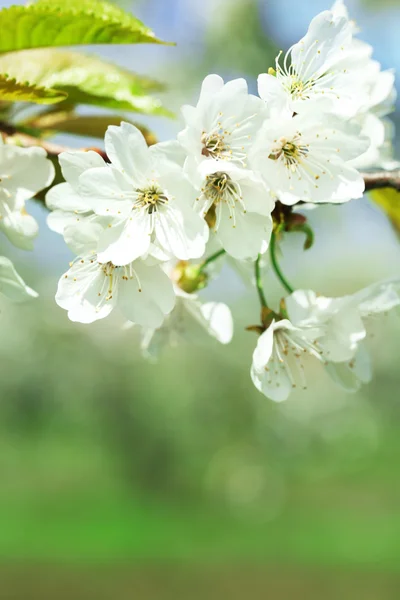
105,122,151,181
0,209,38,250
46,182,90,214
59,150,106,188
118,262,176,328
0,256,37,301
216,205,272,260
200,302,234,344
56,258,115,324
154,203,208,261
96,211,152,265
0,145,54,204
325,344,372,392
79,166,133,216
251,324,293,402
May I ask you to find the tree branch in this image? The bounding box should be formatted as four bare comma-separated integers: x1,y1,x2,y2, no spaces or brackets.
362,171,400,192
2,120,400,194
0,121,108,162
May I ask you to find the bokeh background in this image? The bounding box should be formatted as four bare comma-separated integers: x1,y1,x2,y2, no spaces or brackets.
1,0,400,598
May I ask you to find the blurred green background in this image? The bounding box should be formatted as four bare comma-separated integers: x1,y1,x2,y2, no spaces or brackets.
1,0,400,598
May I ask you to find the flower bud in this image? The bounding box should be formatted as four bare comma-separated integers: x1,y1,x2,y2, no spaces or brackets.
172,261,207,294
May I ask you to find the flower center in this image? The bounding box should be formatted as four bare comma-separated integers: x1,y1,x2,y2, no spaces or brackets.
97,260,142,302
202,171,245,229
101,261,116,278
204,172,240,206
287,76,307,100
269,136,309,170
201,130,229,159
134,184,169,214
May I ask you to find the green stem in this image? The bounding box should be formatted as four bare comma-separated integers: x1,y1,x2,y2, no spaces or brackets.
270,232,294,295
255,254,268,308
198,248,226,273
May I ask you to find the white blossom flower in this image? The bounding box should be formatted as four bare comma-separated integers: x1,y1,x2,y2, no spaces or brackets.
76,122,208,265
251,319,326,402
251,279,400,401
137,288,233,360
257,10,365,118
55,222,175,327
178,74,265,167
329,1,398,169
46,150,106,234
0,256,37,301
0,138,54,249
286,279,400,392
186,158,274,259
249,113,369,205
286,289,366,362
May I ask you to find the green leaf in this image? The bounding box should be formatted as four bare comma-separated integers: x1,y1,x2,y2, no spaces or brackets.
369,188,400,233
0,74,67,104
0,49,172,116
28,111,157,145
0,0,170,53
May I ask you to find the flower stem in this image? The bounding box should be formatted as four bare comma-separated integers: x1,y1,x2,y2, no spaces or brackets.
198,248,226,273
255,254,268,308
270,232,294,295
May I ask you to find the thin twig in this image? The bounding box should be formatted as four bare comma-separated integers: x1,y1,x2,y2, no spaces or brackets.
362,171,400,192
270,232,294,295
198,248,226,273
0,122,108,161
255,254,268,309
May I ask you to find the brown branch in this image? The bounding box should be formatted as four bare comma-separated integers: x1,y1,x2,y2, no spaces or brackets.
1,121,400,194
362,171,400,192
0,122,108,162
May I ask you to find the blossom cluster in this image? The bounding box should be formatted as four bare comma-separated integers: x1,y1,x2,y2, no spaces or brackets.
2,1,399,402
45,1,399,400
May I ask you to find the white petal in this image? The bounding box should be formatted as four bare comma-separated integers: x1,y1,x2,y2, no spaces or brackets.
287,289,365,362
104,122,151,180
46,182,90,213
1,145,54,203
211,77,248,121
238,175,274,217
251,325,293,402
286,289,321,325
149,140,187,170
59,150,106,187
198,158,240,179
325,344,372,392
356,279,400,316
197,74,224,111
0,209,38,250
217,205,272,260
96,211,152,265
322,307,366,362
291,10,352,79
252,325,275,372
154,204,208,260
200,302,233,344
0,256,37,301
180,104,199,128
56,259,115,324
63,220,105,256
79,166,133,216
47,210,77,234
118,262,176,328
257,73,292,119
